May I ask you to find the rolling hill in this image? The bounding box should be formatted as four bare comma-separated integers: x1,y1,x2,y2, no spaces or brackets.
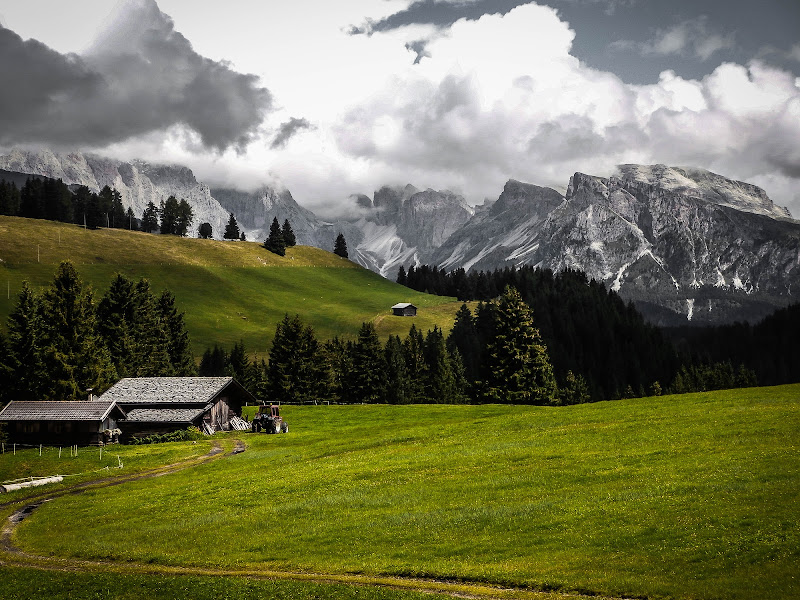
0,216,466,356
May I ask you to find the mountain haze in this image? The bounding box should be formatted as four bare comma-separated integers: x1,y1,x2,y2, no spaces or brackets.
2,148,797,325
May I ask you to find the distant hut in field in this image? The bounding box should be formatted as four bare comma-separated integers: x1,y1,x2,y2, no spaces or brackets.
100,377,257,441
0,400,125,446
391,302,417,317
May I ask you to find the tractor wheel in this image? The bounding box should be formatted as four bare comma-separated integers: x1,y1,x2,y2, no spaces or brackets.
280,421,289,434
273,421,281,434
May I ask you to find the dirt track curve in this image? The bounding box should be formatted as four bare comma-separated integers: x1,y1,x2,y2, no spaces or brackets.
1,438,631,600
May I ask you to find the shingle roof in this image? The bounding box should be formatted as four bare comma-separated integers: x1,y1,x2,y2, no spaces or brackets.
100,377,235,405
122,407,208,423
0,400,120,421
392,303,416,309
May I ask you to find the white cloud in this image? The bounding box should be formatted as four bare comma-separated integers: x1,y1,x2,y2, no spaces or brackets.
614,16,735,61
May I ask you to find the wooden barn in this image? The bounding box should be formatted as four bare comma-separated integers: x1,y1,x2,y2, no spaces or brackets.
391,302,418,317
100,377,256,440
0,400,126,446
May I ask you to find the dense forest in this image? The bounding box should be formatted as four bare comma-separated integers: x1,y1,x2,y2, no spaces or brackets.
397,264,777,398
0,175,193,236
0,263,195,405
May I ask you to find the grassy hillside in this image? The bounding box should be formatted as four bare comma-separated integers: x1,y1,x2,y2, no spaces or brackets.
6,386,799,600
0,216,466,355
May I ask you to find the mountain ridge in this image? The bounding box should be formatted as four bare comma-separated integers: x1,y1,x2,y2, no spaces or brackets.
1,148,796,325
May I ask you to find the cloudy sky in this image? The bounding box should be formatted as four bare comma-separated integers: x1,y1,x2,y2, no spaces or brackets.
0,0,798,218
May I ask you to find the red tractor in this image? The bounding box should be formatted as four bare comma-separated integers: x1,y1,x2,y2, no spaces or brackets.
251,404,288,434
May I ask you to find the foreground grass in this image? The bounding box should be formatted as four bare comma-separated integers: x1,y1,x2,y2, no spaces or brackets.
10,386,800,599
0,440,214,502
0,568,460,600
0,216,465,354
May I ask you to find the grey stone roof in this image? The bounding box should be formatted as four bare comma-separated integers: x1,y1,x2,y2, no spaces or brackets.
0,400,120,421
122,407,208,423
100,377,235,405
392,303,416,309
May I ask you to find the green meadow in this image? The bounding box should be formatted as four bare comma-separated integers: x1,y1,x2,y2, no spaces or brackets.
0,216,466,354
4,386,798,600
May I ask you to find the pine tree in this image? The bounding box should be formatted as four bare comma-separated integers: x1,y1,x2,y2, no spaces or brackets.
157,290,196,375
402,324,427,403
320,336,352,404
160,196,179,234
227,340,252,389
484,286,556,404
423,326,460,403
125,207,136,230
6,282,47,401
263,217,286,256
351,322,385,403
267,314,321,403
175,199,194,237
200,345,228,376
39,262,116,400
282,219,296,247
141,201,159,233
446,303,481,385
223,213,240,240
396,265,407,286
333,233,349,258
384,335,411,404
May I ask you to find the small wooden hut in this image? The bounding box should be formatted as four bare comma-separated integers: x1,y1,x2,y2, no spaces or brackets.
391,302,418,317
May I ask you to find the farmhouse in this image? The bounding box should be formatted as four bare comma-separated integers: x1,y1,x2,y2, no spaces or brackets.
101,377,256,440
0,400,126,446
391,302,417,316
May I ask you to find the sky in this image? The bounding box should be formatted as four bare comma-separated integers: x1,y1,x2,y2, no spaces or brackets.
0,0,798,219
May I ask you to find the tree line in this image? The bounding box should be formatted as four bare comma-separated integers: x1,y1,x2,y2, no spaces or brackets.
397,264,760,399
0,262,195,405
199,286,558,405
0,175,194,236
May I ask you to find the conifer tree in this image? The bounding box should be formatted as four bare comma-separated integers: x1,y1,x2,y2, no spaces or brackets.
484,286,556,404
223,213,240,240
226,340,252,389
333,233,349,259
0,331,12,405
396,265,407,286
402,324,427,403
446,303,482,385
320,336,352,404
351,322,385,403
282,219,296,247
200,345,229,376
157,290,196,375
129,279,173,376
5,282,47,401
423,326,461,403
175,199,194,236
267,314,321,403
141,201,159,233
160,196,179,234
263,216,286,256
39,262,116,400
384,335,411,404
125,207,136,230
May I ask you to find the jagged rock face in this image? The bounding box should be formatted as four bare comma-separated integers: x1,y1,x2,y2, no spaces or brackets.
434,168,800,325
0,149,231,238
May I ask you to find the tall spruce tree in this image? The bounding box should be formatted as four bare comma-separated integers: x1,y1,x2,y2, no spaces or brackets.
351,322,385,403
423,326,462,403
157,290,196,375
402,324,427,403
267,314,321,403
446,303,482,385
223,213,240,240
141,201,159,233
333,233,348,259
384,335,411,404
263,217,286,256
484,286,556,404
5,282,47,401
282,219,296,247
39,262,116,400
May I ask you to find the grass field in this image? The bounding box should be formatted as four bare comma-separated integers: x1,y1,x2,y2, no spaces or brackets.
0,216,467,355
4,385,798,600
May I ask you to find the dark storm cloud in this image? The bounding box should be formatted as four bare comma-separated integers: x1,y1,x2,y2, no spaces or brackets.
271,117,315,149
348,0,534,35
0,1,271,151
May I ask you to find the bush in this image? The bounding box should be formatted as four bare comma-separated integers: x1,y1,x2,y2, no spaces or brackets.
129,426,205,445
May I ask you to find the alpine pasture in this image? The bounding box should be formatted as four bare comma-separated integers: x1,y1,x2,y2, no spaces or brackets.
3,386,798,600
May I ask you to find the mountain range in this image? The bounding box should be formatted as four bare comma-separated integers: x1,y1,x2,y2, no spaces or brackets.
1,148,798,326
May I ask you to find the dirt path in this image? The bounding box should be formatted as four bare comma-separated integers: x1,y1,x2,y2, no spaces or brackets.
0,438,628,600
